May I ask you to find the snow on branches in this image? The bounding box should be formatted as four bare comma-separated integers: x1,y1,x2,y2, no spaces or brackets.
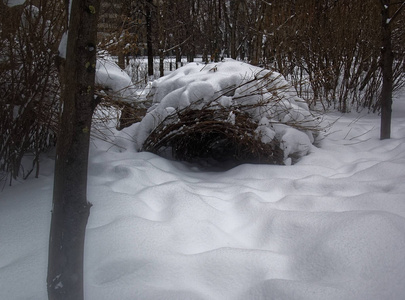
134,59,322,168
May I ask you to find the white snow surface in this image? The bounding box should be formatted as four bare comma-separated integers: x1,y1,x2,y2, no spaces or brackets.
3,0,25,7
57,31,68,59
95,56,135,101
1,86,405,299
134,59,318,162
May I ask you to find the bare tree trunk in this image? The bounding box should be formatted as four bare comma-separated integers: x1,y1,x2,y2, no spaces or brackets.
117,52,125,69
379,0,404,139
380,6,393,139
157,0,165,77
251,3,265,66
47,0,100,299
159,50,164,77
145,0,154,77
230,0,240,59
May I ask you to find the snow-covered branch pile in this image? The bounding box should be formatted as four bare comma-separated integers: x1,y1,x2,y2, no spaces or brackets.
93,54,148,132
95,55,136,102
134,59,321,167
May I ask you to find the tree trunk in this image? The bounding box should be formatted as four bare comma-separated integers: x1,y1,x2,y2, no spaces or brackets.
176,49,181,68
159,50,164,77
157,1,165,77
380,0,394,140
230,0,239,59
145,0,154,77
117,52,125,69
47,1,100,299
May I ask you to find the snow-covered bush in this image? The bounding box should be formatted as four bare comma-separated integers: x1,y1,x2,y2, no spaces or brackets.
133,59,321,167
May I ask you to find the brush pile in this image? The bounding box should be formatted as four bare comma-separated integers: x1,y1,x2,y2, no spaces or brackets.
134,59,321,167
142,99,285,167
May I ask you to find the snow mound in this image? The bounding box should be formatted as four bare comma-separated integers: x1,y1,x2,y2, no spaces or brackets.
133,59,320,166
95,56,135,102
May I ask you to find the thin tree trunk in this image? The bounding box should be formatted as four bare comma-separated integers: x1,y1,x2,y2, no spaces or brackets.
117,52,125,69
380,1,394,140
157,1,165,77
230,0,239,59
176,49,181,68
146,0,154,77
159,50,164,77
47,0,100,299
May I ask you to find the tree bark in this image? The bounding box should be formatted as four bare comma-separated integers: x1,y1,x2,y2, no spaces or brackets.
380,0,394,140
230,0,240,59
145,0,154,77
47,0,100,299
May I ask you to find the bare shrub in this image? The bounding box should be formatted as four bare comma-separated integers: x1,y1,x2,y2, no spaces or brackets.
142,99,285,168
260,0,404,112
0,1,64,183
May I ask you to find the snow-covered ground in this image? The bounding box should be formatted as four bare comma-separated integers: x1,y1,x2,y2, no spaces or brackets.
1,83,405,299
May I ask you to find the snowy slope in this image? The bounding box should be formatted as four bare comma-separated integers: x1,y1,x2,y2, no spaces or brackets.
1,91,405,299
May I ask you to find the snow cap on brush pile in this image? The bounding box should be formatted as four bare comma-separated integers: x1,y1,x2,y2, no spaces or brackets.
95,55,135,102
133,59,320,165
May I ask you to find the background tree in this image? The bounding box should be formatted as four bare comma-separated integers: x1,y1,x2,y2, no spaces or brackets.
379,0,405,139
145,0,154,77
47,0,100,299
98,0,139,69
254,0,404,113
93,0,404,114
